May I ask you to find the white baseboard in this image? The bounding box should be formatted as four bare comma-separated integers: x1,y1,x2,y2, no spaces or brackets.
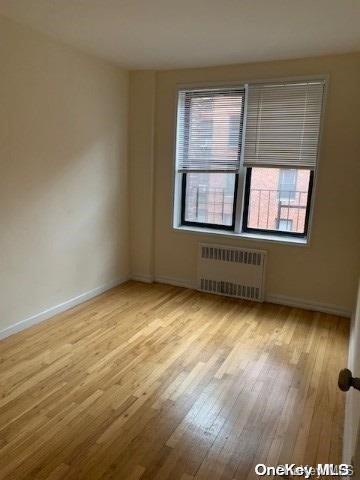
133,273,351,318
265,293,351,318
3,273,349,342
154,275,196,290
130,273,195,289
131,273,154,283
0,275,129,341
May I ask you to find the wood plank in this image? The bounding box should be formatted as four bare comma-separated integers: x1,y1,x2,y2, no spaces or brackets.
0,281,349,480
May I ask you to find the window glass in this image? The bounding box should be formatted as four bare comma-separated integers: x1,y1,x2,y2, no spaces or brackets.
279,169,297,200
278,219,293,231
183,173,236,227
245,168,311,234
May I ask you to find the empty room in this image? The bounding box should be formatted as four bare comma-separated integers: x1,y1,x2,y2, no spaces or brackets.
0,1,360,479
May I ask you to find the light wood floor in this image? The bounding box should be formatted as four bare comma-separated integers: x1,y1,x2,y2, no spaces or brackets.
0,281,349,480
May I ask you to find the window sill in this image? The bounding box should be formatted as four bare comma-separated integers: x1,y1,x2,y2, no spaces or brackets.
173,225,308,246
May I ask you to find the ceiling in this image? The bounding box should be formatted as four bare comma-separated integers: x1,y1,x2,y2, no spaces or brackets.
0,0,360,69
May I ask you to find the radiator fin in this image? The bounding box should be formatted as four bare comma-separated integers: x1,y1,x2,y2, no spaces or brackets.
200,278,260,300
201,245,262,266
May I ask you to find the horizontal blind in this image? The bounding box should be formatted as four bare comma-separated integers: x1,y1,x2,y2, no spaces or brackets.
176,87,245,172
243,81,325,169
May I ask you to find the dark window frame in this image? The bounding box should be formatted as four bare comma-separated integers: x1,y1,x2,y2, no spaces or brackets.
181,173,239,231
242,168,314,238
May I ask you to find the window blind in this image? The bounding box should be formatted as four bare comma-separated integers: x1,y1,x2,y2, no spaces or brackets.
243,81,325,169
176,88,245,172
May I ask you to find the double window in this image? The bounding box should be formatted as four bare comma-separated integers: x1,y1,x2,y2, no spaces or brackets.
174,79,325,240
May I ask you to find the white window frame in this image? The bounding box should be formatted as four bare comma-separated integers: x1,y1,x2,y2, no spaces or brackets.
172,75,328,246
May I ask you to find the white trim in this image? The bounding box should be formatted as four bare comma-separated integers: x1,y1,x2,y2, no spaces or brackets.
175,74,329,91
172,88,183,229
0,276,129,341
265,293,351,318
234,83,248,234
342,279,360,464
131,273,154,283
304,77,329,247
4,273,348,342
174,224,308,246
154,275,196,290
134,274,350,318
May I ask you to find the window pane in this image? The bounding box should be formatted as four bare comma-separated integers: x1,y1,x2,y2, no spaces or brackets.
177,89,244,171
279,169,297,200
246,167,311,234
184,173,236,227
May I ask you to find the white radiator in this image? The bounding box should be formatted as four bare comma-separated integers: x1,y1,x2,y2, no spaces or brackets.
197,243,267,302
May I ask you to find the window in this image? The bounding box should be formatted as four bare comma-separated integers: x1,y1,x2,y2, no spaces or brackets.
175,87,244,229
199,119,213,149
228,114,240,149
243,167,312,235
196,117,213,154
279,169,297,201
278,219,293,231
182,172,237,228
174,80,325,241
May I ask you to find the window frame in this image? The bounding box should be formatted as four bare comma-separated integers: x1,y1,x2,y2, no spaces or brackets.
172,76,327,244
177,87,245,231
241,168,314,238
180,172,239,231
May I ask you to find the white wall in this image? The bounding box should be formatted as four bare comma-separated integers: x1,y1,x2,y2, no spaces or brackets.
130,53,360,315
129,71,156,281
0,16,129,335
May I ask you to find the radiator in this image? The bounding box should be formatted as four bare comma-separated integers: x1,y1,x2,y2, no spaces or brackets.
197,243,267,302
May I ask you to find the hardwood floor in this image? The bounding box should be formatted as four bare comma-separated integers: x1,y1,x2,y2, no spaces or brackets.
0,281,349,480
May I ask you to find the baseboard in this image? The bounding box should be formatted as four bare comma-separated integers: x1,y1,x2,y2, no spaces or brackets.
131,273,154,283
130,273,195,289
154,275,196,290
2,273,349,342
0,275,129,341
133,274,351,318
265,293,351,318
